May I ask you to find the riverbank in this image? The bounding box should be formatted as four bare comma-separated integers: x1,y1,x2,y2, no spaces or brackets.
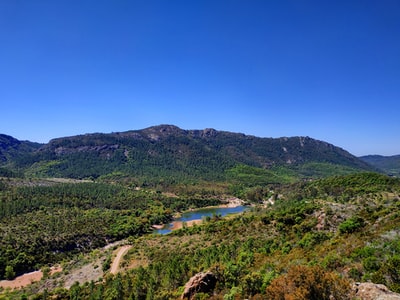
170,219,203,230
152,197,245,231
154,198,248,234
220,197,244,208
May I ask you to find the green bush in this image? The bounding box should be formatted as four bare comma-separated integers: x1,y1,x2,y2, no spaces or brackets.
5,265,15,280
363,256,380,272
298,231,329,248
339,216,365,234
102,256,112,272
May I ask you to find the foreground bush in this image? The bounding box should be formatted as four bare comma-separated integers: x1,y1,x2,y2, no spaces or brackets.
265,265,351,300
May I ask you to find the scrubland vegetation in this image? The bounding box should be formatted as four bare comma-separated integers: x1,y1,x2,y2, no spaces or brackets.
0,172,399,299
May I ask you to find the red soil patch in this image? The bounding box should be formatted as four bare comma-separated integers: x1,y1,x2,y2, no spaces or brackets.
0,266,62,290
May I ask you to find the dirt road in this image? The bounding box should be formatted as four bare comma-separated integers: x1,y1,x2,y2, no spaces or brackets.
110,245,132,274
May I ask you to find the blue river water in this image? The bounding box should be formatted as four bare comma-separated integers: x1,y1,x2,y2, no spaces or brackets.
155,205,249,235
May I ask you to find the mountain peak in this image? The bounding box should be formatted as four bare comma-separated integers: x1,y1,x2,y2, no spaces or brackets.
144,124,183,133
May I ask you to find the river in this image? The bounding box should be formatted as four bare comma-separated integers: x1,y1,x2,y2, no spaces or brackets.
154,205,249,235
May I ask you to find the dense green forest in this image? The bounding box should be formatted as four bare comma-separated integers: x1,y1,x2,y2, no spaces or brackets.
1,172,399,299
0,179,222,281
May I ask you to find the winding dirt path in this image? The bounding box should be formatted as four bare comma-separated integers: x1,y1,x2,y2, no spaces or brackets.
110,245,132,275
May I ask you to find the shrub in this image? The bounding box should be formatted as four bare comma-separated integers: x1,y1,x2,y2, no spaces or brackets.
5,265,15,280
348,267,362,281
102,255,112,272
265,265,351,300
339,216,365,234
372,255,400,293
362,256,380,272
298,231,329,248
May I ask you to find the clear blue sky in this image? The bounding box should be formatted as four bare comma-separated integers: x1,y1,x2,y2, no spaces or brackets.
1,1,399,156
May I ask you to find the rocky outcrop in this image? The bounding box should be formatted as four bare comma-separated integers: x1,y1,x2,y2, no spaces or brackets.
353,282,400,300
181,271,217,300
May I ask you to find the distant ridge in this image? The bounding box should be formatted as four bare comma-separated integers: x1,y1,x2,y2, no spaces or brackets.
0,125,375,181
0,134,42,163
360,155,400,177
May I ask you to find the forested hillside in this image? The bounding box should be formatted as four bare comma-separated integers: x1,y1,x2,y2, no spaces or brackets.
55,173,400,299
0,178,223,282
0,135,41,163
360,154,400,177
0,125,374,182
2,172,399,299
0,134,42,177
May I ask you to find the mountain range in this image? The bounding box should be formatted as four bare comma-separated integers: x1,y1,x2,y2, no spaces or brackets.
0,125,389,181
360,154,400,177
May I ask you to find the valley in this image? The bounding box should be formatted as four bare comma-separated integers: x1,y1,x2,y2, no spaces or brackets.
0,126,399,299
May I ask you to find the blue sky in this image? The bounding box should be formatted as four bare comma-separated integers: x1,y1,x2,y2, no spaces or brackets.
0,1,399,156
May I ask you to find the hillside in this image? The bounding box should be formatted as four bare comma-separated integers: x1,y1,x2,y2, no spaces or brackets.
0,177,223,283
0,134,42,176
360,154,400,177
2,172,400,299
0,125,374,181
0,134,41,161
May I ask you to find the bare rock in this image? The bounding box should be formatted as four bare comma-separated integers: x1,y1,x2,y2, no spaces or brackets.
353,282,400,300
181,271,217,300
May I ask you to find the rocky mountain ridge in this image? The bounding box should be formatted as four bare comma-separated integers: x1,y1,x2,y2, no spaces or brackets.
0,125,375,180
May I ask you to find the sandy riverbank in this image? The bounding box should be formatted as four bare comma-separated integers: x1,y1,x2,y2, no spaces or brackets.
170,219,203,230
153,197,246,232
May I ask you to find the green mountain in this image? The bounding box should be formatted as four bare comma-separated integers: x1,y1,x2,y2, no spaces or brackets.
0,134,41,162
360,154,400,177
0,125,374,181
0,134,42,177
